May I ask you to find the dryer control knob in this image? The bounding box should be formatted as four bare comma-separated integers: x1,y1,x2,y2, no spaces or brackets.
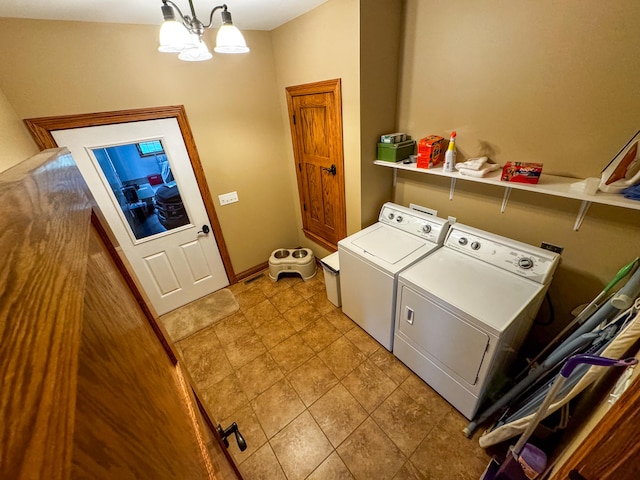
388,213,395,220
396,216,403,223
458,237,468,246
471,241,481,250
518,257,534,269
422,224,432,234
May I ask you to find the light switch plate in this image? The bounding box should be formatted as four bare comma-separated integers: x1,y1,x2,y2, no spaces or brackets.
219,191,239,205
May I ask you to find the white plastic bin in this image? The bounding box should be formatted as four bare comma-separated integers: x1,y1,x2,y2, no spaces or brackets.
320,252,341,307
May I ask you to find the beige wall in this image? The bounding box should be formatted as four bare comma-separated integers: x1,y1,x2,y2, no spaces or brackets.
0,18,297,274
271,0,361,259
359,0,404,227
395,0,640,345
0,87,37,172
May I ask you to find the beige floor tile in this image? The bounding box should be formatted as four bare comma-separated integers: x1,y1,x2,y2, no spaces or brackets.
283,301,322,331
288,356,339,407
370,348,412,386
201,373,248,422
253,274,291,298
213,311,253,345
235,285,268,311
170,280,494,480
344,326,383,356
371,389,435,457
175,325,233,391
342,359,398,413
236,352,284,400
399,373,455,418
238,442,287,480
244,299,281,329
251,378,306,438
270,411,333,480
223,331,267,370
337,417,406,480
299,318,342,352
270,287,306,314
317,336,367,379
309,383,368,448
253,315,296,349
393,461,426,480
292,277,327,299
221,405,267,465
307,291,338,315
269,334,315,373
227,279,251,296
323,309,357,333
410,412,489,480
307,452,354,479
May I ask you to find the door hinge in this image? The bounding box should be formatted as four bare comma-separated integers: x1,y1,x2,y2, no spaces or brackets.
293,114,296,125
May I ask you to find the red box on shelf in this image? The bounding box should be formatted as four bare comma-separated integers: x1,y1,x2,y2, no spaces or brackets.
501,162,543,184
147,174,163,186
417,135,444,169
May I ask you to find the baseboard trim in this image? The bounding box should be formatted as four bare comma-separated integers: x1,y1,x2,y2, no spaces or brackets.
235,262,269,283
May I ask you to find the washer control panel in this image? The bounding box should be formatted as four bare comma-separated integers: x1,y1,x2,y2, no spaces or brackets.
445,225,560,284
379,203,450,244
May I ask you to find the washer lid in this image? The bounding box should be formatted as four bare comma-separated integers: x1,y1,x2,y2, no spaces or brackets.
352,225,426,264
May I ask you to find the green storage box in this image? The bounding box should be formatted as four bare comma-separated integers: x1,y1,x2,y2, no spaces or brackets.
377,140,416,162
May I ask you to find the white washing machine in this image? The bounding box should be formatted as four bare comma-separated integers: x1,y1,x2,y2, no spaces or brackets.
338,203,449,351
393,223,560,419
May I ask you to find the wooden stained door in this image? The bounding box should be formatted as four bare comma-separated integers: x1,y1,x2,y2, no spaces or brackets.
0,148,241,479
286,79,347,251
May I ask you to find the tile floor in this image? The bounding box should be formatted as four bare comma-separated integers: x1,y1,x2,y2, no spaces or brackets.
170,269,491,480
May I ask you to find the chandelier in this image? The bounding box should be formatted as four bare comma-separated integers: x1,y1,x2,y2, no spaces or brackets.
158,1,249,62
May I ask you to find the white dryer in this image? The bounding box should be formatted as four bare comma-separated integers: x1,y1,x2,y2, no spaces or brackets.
393,224,559,419
338,203,449,351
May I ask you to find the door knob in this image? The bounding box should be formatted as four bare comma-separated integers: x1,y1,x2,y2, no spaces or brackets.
217,422,247,451
197,225,210,235
321,164,337,176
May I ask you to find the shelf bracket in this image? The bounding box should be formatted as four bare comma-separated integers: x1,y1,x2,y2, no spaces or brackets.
574,200,592,231
501,187,512,213
449,178,456,201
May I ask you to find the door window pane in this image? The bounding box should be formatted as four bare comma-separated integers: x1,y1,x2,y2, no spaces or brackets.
92,140,191,240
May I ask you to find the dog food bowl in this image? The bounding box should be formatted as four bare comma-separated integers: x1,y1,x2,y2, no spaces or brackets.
268,248,317,281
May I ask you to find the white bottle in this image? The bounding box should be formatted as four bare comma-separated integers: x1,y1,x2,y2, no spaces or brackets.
443,131,457,172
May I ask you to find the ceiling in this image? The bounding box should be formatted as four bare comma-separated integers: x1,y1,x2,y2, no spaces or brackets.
0,0,328,31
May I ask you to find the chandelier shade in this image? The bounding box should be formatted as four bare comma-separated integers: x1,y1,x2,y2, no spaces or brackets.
158,1,249,61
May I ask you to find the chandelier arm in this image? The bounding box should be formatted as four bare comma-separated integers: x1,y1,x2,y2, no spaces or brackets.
203,4,228,29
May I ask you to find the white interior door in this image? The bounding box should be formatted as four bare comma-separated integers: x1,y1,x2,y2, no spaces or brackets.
54,118,229,315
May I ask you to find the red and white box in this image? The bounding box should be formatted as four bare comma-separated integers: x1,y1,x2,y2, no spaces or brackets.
501,162,543,184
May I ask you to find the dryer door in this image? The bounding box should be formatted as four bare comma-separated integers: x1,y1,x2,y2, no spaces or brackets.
398,286,490,386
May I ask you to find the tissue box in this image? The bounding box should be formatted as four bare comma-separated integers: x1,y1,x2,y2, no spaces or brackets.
417,135,444,169
501,162,543,184
380,132,407,144
377,140,416,162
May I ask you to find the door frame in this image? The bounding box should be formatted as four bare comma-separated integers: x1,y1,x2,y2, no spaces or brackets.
25,105,236,284
286,78,347,251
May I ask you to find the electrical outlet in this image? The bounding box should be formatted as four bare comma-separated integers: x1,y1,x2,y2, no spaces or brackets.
218,191,239,206
541,242,564,255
